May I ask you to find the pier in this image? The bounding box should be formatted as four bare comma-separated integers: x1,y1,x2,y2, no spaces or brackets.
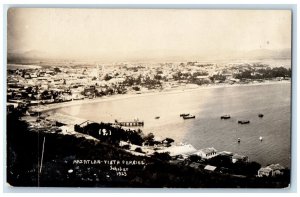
115,120,144,127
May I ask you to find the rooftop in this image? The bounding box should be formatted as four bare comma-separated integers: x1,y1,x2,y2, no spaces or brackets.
267,164,285,171
199,147,217,154
258,167,272,173
204,165,217,171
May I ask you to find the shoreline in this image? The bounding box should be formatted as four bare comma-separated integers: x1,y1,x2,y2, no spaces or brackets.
25,79,291,169
30,80,291,113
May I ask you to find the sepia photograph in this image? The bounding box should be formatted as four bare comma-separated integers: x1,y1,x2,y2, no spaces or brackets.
6,8,292,188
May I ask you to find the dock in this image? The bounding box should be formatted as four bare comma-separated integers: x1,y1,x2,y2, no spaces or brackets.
115,121,144,127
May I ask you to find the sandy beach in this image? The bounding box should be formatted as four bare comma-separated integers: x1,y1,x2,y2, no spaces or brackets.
31,80,291,113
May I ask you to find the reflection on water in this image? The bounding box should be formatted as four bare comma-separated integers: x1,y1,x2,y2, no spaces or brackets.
56,83,291,167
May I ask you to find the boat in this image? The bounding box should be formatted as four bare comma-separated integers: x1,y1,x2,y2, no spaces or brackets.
238,120,250,124
180,113,190,117
183,115,195,119
155,116,160,119
259,136,263,141
238,138,241,143
221,115,231,119
258,113,264,118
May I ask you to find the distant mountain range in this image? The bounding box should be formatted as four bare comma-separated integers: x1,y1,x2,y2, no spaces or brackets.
8,50,50,62
7,48,291,64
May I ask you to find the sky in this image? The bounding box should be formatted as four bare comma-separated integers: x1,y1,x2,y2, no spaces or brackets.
7,8,291,62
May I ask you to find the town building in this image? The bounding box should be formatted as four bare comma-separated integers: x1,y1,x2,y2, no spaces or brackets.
204,165,217,172
258,164,285,177
194,147,218,159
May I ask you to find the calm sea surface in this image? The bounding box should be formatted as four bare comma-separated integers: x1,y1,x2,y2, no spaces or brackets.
56,83,291,167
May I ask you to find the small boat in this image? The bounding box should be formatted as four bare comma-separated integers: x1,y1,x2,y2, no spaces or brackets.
238,138,241,143
238,120,250,124
259,136,263,141
155,116,160,119
183,115,195,119
180,113,190,117
258,113,264,118
221,115,231,119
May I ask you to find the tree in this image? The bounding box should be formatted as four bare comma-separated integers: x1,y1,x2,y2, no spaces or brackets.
173,71,183,81
128,131,144,146
192,71,208,77
132,86,140,91
154,74,162,80
54,67,61,73
143,133,155,145
104,74,113,81
151,152,171,161
121,144,130,150
245,161,261,176
271,67,290,78
234,70,252,79
135,147,144,153
189,155,202,162
123,76,135,86
210,74,226,82
163,138,174,144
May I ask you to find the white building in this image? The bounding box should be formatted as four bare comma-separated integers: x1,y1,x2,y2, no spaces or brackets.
194,147,218,159
258,164,285,177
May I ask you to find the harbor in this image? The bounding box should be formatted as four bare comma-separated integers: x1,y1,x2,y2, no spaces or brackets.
54,82,291,167
5,8,292,188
